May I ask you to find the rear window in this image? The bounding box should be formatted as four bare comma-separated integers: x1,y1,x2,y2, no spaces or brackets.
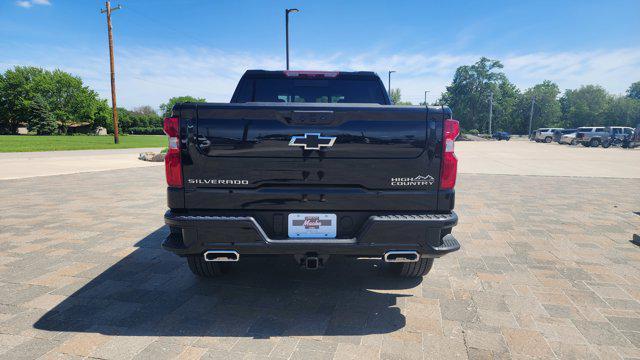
232,78,388,104
577,128,592,132
595,127,605,132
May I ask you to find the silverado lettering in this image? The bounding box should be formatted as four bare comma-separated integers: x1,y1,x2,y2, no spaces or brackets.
187,179,249,185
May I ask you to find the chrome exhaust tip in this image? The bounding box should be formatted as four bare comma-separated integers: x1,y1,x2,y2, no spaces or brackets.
383,251,420,263
203,250,240,262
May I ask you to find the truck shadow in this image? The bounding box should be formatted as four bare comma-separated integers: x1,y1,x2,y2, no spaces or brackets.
34,227,421,339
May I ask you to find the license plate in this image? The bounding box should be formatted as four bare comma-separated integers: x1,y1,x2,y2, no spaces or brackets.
288,213,337,238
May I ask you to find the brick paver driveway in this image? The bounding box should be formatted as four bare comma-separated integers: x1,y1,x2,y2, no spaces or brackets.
0,167,639,359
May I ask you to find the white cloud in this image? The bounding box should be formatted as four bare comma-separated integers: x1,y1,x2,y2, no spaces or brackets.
15,1,32,8
2,46,639,109
15,0,50,8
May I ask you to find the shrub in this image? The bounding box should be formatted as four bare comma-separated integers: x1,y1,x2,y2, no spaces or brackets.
128,127,164,135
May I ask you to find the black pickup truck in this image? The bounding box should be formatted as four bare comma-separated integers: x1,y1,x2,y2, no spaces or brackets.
162,70,460,278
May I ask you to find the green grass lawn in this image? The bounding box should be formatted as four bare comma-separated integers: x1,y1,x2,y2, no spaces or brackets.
0,135,167,152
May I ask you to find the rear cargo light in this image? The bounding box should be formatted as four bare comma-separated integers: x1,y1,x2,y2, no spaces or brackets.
440,119,459,190
283,70,339,78
163,117,182,188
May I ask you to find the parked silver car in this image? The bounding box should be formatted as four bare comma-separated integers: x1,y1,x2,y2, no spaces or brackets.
560,131,578,145
575,127,607,147
534,128,563,143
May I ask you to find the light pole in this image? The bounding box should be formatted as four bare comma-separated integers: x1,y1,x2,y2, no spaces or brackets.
488,91,493,135
388,70,395,102
528,96,536,138
424,90,430,106
285,8,299,70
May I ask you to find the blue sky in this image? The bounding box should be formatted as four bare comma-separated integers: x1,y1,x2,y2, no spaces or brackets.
1,0,639,108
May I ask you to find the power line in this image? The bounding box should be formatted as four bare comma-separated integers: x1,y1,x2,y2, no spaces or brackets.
124,5,213,46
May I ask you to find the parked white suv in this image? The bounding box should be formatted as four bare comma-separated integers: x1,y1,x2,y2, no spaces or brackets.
535,128,563,143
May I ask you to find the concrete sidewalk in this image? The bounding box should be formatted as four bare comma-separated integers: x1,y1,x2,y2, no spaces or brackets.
0,148,163,180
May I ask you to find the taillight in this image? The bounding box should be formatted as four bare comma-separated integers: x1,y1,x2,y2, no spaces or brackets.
440,119,459,190
163,117,182,188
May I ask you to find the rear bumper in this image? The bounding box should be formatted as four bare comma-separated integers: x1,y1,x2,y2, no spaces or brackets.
163,211,459,258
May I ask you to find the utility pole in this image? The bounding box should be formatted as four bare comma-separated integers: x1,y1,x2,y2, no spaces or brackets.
424,90,430,106
388,70,395,102
528,96,536,138
101,1,122,144
488,91,493,135
285,8,299,70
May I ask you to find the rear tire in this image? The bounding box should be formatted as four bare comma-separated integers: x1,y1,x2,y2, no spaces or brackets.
570,139,577,145
187,255,227,277
602,140,611,148
589,138,600,147
392,258,434,278
545,136,552,143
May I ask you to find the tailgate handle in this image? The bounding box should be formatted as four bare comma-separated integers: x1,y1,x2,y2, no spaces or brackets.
280,111,335,125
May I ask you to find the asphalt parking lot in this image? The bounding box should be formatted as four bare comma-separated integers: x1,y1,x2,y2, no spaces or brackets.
456,138,640,178
0,141,639,359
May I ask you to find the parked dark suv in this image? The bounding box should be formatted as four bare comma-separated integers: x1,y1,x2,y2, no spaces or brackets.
492,132,511,141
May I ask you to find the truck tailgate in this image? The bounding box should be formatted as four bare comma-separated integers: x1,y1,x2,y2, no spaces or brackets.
178,103,446,211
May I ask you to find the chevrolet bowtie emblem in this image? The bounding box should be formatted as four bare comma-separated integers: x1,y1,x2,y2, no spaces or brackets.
289,133,337,150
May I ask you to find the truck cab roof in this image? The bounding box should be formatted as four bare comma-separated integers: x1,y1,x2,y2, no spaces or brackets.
242,70,380,79
231,70,392,105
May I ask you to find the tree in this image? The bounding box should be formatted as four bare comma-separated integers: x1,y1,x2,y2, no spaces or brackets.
627,81,640,100
390,88,401,104
27,95,57,135
560,85,611,128
0,66,105,134
49,69,104,134
160,96,205,118
132,105,158,116
439,57,506,132
0,66,45,134
93,99,112,132
389,88,413,105
97,105,163,135
519,80,562,130
602,96,640,127
492,79,521,133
